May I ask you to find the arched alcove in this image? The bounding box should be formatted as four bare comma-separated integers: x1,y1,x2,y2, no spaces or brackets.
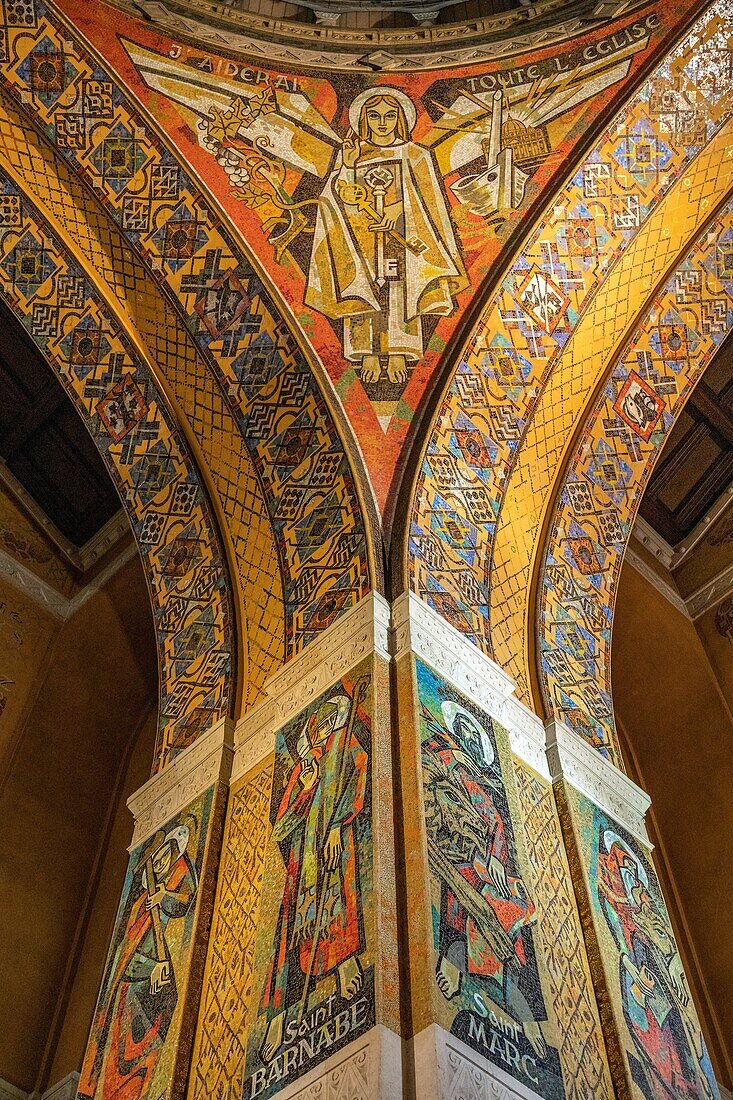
611,333,733,1090
0,305,160,1095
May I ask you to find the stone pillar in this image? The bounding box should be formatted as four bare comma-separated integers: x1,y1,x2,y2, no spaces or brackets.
547,719,720,1100
76,718,233,1099
188,593,401,1100
392,592,614,1100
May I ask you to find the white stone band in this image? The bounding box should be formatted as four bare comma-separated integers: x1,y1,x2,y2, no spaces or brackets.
545,718,652,846
127,715,234,847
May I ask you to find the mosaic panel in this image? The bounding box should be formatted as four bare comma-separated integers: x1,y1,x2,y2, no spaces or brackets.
409,2,733,672
514,763,614,1100
0,171,232,768
78,785,215,1098
0,84,285,703
243,663,374,1099
488,122,732,700
0,0,371,658
416,658,566,1097
50,0,681,515
188,761,273,1100
571,791,719,1100
540,201,733,757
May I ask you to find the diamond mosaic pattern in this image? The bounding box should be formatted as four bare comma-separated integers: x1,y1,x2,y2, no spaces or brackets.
539,202,733,758
0,0,371,684
0,171,233,769
409,2,733,710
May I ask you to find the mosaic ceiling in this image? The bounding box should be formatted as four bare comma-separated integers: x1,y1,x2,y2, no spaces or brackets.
0,0,372,691
409,0,733,755
1,0,730,771
50,0,689,519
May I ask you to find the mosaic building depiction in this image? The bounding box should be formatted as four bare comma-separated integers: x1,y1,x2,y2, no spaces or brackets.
0,0,730,1095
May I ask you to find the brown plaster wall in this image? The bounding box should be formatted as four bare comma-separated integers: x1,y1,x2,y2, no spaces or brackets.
46,706,156,1085
0,552,157,1092
0,577,57,773
612,561,733,1086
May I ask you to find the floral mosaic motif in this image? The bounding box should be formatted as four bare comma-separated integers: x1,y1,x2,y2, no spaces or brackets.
0,0,370,654
409,1,733,662
243,666,374,1099
540,203,733,756
417,660,566,1098
0,174,233,769
577,796,719,1100
78,788,214,1098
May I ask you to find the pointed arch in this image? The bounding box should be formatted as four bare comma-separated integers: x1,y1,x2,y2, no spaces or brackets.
0,0,375,689
407,0,732,724
0,168,235,770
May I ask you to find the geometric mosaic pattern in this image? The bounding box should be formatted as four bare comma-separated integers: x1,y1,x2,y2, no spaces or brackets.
514,763,614,1100
409,1,733,692
0,0,371,668
539,201,733,760
187,763,273,1100
0,171,233,769
489,124,733,705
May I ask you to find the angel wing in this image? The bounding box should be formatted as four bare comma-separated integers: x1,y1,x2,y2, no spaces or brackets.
122,39,340,178
423,40,644,176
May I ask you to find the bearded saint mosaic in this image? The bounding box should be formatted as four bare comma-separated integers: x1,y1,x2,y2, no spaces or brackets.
588,808,719,1100
63,0,665,511
416,659,565,1098
243,669,373,1100
78,789,212,1099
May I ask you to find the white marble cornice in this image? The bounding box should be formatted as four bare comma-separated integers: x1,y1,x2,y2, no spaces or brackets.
127,715,235,847
231,695,277,784
391,592,549,779
231,592,390,782
545,718,651,847
4,1073,80,1100
263,592,389,729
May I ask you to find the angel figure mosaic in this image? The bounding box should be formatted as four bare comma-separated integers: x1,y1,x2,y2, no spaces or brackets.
305,89,468,386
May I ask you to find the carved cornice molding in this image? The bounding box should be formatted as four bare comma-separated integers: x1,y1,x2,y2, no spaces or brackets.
0,460,128,573
625,545,689,618
232,695,276,784
392,592,549,779
633,517,675,570
127,715,234,846
125,0,641,72
686,560,733,620
232,592,390,782
0,1080,26,1100
265,591,389,721
411,1024,547,1100
3,1073,80,1100
626,542,733,621
500,693,551,782
0,542,137,622
545,718,651,847
252,1024,400,1099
